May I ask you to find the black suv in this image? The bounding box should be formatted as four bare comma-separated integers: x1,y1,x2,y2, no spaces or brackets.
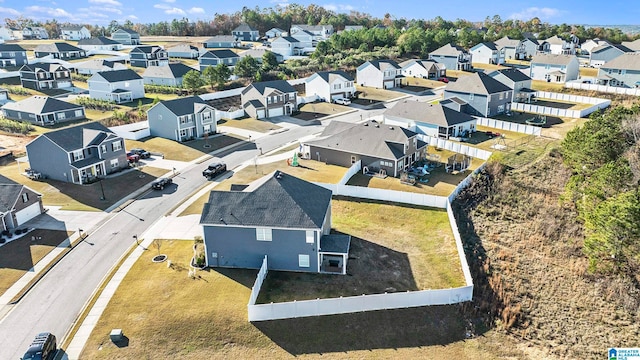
22,332,56,360
130,148,151,159
203,162,227,179
151,177,173,190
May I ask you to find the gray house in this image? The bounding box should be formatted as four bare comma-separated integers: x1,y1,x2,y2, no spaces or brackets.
494,36,527,61
74,59,127,75
589,44,633,68
443,72,512,117
202,35,240,49
200,170,350,274
34,42,86,59
428,43,472,71
20,63,73,91
198,50,240,71
487,68,534,103
232,24,259,41
88,69,145,104
383,100,476,139
1,96,85,125
241,80,298,119
0,174,44,231
25,121,128,184
143,63,197,87
239,49,284,64
167,43,200,59
111,28,140,45
77,37,122,51
129,46,169,68
303,120,427,177
597,53,640,88
147,95,219,142
0,44,27,67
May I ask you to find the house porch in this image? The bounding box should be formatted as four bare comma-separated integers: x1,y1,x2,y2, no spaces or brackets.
109,89,133,104
318,234,351,275
71,159,106,184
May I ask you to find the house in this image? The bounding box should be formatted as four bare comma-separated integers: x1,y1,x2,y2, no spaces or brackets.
129,46,169,68
305,70,355,102
202,35,240,49
20,63,73,91
400,59,446,79
589,44,632,68
544,35,576,55
167,43,200,59
529,54,579,83
232,24,259,42
88,69,145,104
428,43,472,71
25,122,128,184
0,27,16,41
111,28,140,45
356,59,403,89
470,42,503,65
582,38,611,54
77,37,122,51
290,24,334,43
303,120,427,177
61,25,91,41
34,43,87,60
486,68,534,103
520,37,540,59
343,25,364,32
143,63,197,87
383,100,476,139
271,36,301,57
291,30,314,49
23,27,48,40
1,96,85,125
200,170,349,274
239,49,283,64
597,53,640,88
147,95,219,142
241,80,298,119
443,72,512,117
198,50,240,71
10,28,23,41
0,174,43,231
494,36,527,61
74,59,127,75
0,44,28,67
621,39,640,52
265,28,285,38
0,88,9,102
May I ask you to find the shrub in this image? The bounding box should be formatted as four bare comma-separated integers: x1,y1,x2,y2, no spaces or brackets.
0,118,34,134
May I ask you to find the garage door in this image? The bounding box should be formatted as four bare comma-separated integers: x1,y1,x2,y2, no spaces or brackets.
256,109,265,119
268,107,284,118
383,80,395,89
57,81,72,88
15,202,42,226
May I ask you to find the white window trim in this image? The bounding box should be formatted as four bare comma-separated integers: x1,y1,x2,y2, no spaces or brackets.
305,230,314,244
299,254,310,268
256,228,272,241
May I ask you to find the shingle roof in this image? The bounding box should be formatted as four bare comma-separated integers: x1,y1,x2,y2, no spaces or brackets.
488,68,531,82
591,44,633,53
61,25,85,31
384,100,475,127
0,180,24,213
200,49,239,59
531,53,577,66
621,38,640,51
34,42,84,53
200,171,331,229
445,72,512,95
430,43,468,56
131,46,164,54
0,44,26,52
400,59,440,70
20,63,69,73
233,23,257,32
154,96,211,116
308,70,353,84
78,37,120,46
494,36,521,49
291,24,334,33
167,43,199,52
2,96,82,115
36,121,114,152
471,42,498,51
143,63,196,79
305,120,421,161
91,69,142,83
74,59,120,71
358,59,400,72
601,53,640,71
243,80,296,95
275,36,299,44
544,35,567,45
203,35,237,43
113,28,138,35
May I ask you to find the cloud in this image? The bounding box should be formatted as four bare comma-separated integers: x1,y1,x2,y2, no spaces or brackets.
88,0,122,6
165,7,185,15
322,4,355,12
163,0,176,2
154,3,170,9
187,7,204,14
0,7,20,16
509,7,562,20
25,5,74,18
127,14,138,20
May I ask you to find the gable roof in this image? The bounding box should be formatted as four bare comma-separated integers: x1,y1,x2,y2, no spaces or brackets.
167,43,199,52
61,25,86,31
545,35,568,45
35,121,114,152
243,80,296,96
154,95,211,116
471,42,498,51
384,100,475,127
531,53,577,66
2,96,82,115
20,63,69,73
203,35,237,43
494,36,521,49
591,43,633,54
0,44,26,52
143,63,196,79
430,43,468,56
488,68,531,82
621,38,640,51
91,69,142,83
200,171,331,229
359,59,400,72
291,24,334,33
113,28,138,35
74,59,121,71
305,120,420,161
601,53,640,71
0,176,27,213
131,46,164,54
267,27,285,33
399,59,444,71
200,49,239,59
34,42,84,53
233,23,257,32
307,70,353,84
273,36,299,44
445,72,512,95
78,37,120,46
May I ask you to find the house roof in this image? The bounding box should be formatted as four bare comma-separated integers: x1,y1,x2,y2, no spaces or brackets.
384,100,475,127
591,43,633,54
307,70,353,84
61,25,85,31
305,120,421,161
200,49,239,59
20,63,69,72
399,59,444,71
78,37,120,46
0,44,26,52
488,68,531,82
243,80,296,96
274,36,299,44
471,42,498,51
233,23,257,32
2,96,82,115
113,28,138,35
131,46,164,54
34,42,84,53
33,121,114,152
267,27,285,33
91,69,142,83
430,43,468,56
167,43,199,52
239,48,279,59
291,24,334,33
74,59,121,71
200,170,332,229
531,53,577,66
494,36,521,49
601,53,640,71
359,59,400,72
320,234,351,254
445,72,512,95
544,35,567,45
203,35,237,43
155,96,211,116
621,38,640,51
0,180,26,214
143,63,196,79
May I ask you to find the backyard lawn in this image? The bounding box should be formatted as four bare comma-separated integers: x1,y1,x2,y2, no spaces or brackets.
356,85,404,101
218,117,281,133
124,135,244,162
293,102,352,120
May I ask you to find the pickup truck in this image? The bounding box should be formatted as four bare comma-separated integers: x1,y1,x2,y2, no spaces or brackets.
203,162,227,179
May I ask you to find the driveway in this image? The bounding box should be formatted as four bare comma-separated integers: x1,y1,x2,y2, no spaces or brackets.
24,207,111,233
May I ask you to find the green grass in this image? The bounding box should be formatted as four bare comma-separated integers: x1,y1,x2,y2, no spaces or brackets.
218,117,281,133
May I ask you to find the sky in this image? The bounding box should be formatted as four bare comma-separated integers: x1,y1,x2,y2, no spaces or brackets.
0,0,638,26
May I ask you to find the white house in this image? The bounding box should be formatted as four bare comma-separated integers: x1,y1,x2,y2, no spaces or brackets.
356,59,403,89
581,38,611,54
88,69,145,104
61,26,91,41
305,70,355,102
0,27,15,41
266,28,285,38
470,42,503,65
271,36,300,58
544,35,577,55
530,54,579,83
399,59,446,79
383,99,476,139
77,37,122,51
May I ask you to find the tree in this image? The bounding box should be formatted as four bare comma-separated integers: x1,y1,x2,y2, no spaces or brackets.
182,70,204,94
262,51,279,71
203,63,231,90
234,56,259,78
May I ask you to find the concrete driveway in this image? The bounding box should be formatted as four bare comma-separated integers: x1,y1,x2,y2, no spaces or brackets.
24,207,111,233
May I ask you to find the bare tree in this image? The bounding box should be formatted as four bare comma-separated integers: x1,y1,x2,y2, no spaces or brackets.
153,239,162,256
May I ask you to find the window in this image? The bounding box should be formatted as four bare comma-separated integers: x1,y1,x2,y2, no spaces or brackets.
22,193,28,202
499,92,504,100
256,228,272,241
112,140,122,151
469,93,474,100
75,110,83,118
72,150,84,161
101,144,107,153
298,254,310,268
110,159,119,168
180,129,187,137
56,112,66,120
267,97,272,104
306,230,314,244
124,81,130,88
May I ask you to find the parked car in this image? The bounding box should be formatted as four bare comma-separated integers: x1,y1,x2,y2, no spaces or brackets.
129,148,151,159
22,332,57,360
126,152,140,163
334,97,351,105
437,77,449,83
203,162,227,178
151,177,173,190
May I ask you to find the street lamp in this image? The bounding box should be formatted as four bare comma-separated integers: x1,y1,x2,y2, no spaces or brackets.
99,178,106,200
133,235,139,245
79,228,84,240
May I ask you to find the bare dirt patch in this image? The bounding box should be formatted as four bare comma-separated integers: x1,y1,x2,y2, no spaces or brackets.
0,133,35,156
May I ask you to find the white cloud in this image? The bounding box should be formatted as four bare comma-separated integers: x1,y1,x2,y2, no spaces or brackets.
127,14,138,20
88,0,122,6
322,4,355,12
165,7,185,15
509,7,562,20
0,7,20,16
101,7,122,14
163,0,176,2
187,7,204,14
25,5,74,18
154,3,170,10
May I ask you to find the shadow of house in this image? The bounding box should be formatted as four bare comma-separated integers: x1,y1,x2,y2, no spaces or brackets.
0,229,70,271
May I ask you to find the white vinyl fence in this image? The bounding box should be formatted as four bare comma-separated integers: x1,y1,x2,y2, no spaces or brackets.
198,87,245,101
218,108,245,119
449,162,487,202
298,94,319,105
446,201,474,287
248,256,269,306
475,117,541,136
565,81,640,96
418,135,493,160
315,183,449,209
0,71,19,79
511,91,610,118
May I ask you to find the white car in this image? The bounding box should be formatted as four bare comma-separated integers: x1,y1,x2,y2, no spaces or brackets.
334,98,351,105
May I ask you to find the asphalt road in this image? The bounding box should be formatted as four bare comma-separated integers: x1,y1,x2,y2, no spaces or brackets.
0,121,322,360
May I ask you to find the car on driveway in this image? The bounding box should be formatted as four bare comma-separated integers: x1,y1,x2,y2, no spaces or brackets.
151,177,173,190
126,152,140,163
129,148,151,159
203,162,227,179
437,77,449,83
334,97,351,105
